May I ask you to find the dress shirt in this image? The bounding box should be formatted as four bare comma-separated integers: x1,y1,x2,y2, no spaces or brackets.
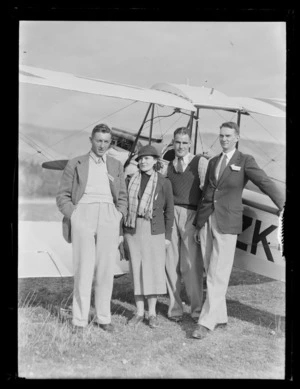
215,148,236,180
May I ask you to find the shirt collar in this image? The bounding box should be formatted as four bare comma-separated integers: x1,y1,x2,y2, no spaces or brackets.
89,150,107,164
222,148,236,161
174,152,193,165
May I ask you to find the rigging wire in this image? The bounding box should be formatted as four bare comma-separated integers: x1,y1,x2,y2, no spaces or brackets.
212,109,236,122
261,148,286,171
21,100,138,162
208,135,219,150
195,116,205,154
139,109,184,140
209,110,284,170
155,105,162,138
19,132,59,161
205,110,237,150
239,128,283,164
144,110,179,125
160,113,184,139
249,113,284,145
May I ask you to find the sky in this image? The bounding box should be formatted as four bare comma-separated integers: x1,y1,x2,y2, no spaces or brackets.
19,21,286,171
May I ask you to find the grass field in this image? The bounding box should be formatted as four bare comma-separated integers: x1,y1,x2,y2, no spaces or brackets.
17,202,287,379
18,270,286,379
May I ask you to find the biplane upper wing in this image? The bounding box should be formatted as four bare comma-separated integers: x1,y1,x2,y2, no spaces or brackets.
19,65,196,112
231,96,286,118
152,83,243,112
151,83,286,118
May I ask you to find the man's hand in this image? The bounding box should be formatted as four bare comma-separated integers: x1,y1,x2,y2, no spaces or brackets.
194,228,201,244
165,239,171,249
118,235,124,245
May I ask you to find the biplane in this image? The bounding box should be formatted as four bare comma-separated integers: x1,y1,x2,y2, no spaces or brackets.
19,65,285,281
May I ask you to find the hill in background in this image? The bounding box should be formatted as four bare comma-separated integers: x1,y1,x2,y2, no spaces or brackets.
19,124,285,198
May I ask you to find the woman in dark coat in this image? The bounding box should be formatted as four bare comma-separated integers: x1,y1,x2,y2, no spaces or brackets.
124,145,174,328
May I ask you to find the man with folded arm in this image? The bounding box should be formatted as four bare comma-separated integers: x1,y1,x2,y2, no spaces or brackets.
192,121,285,339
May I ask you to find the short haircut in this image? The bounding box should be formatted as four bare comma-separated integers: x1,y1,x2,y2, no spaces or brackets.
220,121,240,135
91,123,112,138
173,127,191,139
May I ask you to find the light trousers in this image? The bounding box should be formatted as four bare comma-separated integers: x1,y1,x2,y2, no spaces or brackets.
165,206,204,318
71,202,121,327
198,212,237,330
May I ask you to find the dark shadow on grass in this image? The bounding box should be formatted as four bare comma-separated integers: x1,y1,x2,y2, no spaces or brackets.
111,274,135,305
157,285,285,338
177,315,199,339
227,299,285,332
18,277,74,308
156,299,169,318
110,301,135,321
229,267,276,286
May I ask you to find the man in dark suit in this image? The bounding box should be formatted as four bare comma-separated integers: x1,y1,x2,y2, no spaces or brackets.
56,123,127,333
192,121,285,339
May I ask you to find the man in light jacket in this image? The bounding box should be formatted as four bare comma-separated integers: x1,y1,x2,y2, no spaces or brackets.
56,123,127,333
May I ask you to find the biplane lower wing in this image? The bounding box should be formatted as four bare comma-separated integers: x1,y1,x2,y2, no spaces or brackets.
18,188,285,282
18,221,129,278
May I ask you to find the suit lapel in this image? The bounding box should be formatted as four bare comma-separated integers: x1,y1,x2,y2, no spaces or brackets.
106,156,117,200
211,154,222,186
76,154,89,190
106,156,114,176
218,149,241,185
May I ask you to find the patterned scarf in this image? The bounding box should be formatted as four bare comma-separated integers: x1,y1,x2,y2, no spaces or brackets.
125,170,158,228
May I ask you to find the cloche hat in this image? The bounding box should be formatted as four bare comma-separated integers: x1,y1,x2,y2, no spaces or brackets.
135,145,160,161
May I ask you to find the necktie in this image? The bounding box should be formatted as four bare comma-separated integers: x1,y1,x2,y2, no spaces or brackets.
218,154,227,180
177,157,184,173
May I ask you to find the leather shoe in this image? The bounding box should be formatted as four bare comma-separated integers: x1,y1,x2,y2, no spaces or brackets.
148,315,159,328
168,315,183,323
96,323,114,333
192,324,209,339
127,314,144,326
71,325,85,334
215,322,227,329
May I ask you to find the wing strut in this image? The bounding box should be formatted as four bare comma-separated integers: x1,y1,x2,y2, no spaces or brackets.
148,104,155,145
193,107,200,155
124,103,153,169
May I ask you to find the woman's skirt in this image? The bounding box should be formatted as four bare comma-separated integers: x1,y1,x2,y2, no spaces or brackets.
124,218,167,296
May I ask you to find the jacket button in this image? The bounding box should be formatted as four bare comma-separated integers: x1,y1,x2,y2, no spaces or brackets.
214,200,217,203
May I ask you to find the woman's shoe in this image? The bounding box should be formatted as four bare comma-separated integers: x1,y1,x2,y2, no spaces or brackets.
148,315,159,328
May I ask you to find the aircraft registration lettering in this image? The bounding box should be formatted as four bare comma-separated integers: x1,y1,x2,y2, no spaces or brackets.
234,204,285,282
237,215,278,263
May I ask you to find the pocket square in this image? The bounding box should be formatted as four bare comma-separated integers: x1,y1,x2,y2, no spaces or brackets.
230,164,241,171
107,174,114,182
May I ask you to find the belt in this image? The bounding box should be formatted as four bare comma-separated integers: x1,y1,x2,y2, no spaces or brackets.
175,204,197,211
137,215,144,218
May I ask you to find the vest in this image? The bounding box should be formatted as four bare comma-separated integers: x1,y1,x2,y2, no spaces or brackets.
167,155,202,209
